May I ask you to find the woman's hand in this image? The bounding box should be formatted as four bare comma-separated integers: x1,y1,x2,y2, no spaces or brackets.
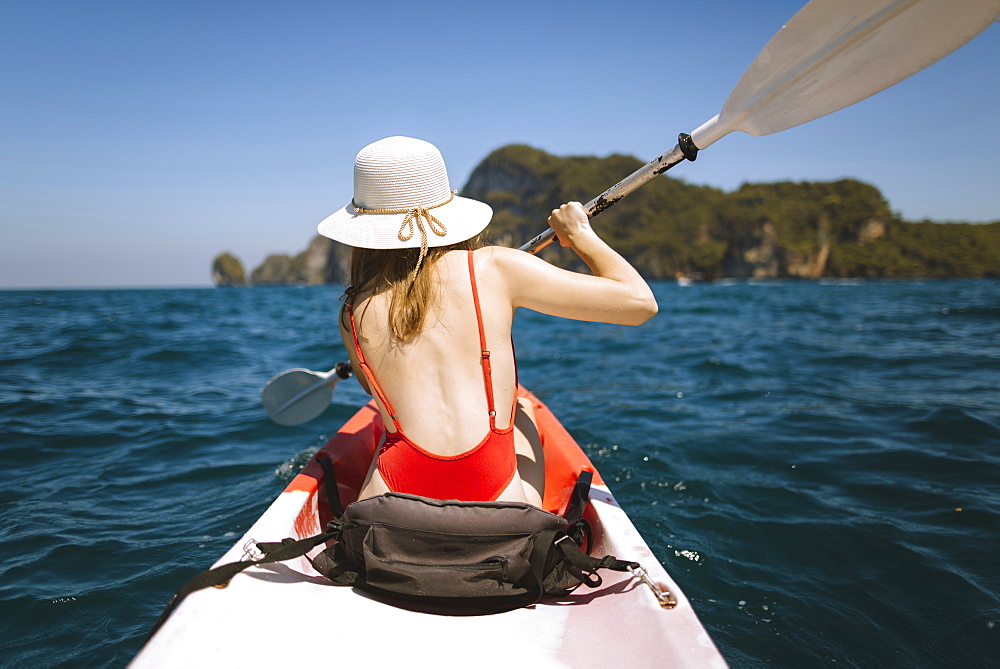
547,202,595,250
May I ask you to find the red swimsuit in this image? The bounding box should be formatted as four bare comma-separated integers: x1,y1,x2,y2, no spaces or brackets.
349,251,518,502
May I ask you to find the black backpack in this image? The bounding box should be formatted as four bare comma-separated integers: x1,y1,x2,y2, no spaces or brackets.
151,462,639,636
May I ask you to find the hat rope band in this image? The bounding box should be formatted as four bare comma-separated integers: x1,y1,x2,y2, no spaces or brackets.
352,190,457,281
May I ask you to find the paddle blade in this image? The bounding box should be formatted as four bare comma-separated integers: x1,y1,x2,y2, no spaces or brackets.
261,369,334,426
693,0,1000,148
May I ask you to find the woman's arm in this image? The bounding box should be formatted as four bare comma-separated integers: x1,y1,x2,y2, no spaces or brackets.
495,202,658,326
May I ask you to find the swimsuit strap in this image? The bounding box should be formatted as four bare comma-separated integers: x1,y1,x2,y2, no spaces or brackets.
347,299,400,429
349,253,501,432
467,251,498,429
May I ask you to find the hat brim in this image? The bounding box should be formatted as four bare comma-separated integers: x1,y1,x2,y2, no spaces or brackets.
317,196,493,249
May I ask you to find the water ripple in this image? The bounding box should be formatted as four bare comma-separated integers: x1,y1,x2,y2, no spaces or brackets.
1,281,999,665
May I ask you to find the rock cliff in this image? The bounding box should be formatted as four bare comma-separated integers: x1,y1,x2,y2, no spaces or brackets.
216,145,999,282
211,252,247,286
247,236,350,286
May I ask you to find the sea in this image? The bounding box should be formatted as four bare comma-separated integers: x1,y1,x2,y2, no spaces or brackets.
1,279,997,667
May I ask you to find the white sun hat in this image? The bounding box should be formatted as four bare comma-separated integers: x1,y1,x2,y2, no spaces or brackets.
317,136,493,251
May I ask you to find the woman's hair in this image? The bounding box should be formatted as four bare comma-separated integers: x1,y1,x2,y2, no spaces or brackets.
343,236,483,340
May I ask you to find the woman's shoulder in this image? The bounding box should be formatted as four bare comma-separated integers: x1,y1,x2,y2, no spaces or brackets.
469,244,545,270
464,245,544,284
444,245,520,272
464,246,563,308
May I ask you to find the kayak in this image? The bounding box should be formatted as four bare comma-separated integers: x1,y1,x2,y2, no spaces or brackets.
132,387,725,667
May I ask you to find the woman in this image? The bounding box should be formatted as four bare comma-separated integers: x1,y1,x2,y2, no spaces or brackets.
318,136,656,508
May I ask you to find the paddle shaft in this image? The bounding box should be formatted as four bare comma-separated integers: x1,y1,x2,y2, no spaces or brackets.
519,138,697,254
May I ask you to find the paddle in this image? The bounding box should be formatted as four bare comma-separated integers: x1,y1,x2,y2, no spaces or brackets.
265,0,999,426
519,0,1000,254
261,362,353,426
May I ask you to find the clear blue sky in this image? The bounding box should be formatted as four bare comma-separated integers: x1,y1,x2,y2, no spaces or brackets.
2,1,997,288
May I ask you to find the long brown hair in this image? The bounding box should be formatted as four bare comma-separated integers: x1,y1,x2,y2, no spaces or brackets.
343,236,483,340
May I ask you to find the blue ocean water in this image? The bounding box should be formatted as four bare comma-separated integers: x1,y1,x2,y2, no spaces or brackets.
1,280,998,667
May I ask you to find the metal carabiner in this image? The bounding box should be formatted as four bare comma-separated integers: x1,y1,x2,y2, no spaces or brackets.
241,539,264,562
628,564,678,609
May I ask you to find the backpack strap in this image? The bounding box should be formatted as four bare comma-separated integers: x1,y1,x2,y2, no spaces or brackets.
301,536,365,588
147,523,345,640
552,536,639,588
317,455,344,517
563,470,593,525
537,531,639,597
527,527,564,603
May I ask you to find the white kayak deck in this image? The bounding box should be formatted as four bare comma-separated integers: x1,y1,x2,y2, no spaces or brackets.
133,483,725,668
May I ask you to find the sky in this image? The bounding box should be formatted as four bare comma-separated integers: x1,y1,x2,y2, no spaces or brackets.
2,1,998,289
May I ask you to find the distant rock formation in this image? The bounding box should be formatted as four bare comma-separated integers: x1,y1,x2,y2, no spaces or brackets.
211,252,247,286
249,254,294,285
296,235,350,284
248,235,350,286
218,145,999,282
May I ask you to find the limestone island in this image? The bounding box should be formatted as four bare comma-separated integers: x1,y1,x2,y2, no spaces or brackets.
214,145,999,285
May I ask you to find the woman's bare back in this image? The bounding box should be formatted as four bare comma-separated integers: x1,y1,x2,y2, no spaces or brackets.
342,248,537,503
